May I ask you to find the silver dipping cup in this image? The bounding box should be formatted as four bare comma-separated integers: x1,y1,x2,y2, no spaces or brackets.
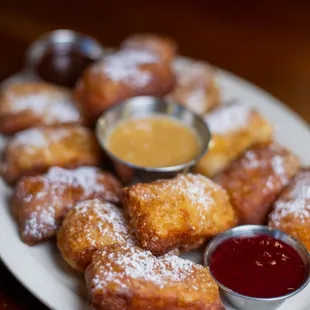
96,96,211,184
204,225,310,310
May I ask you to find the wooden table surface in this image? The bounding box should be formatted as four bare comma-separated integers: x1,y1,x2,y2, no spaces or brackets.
0,1,309,309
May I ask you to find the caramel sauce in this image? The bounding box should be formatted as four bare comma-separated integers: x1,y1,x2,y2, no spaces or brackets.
106,115,201,167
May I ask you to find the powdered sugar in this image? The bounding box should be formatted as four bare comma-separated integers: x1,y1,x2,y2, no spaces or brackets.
22,166,115,203
243,150,261,169
291,185,310,199
186,88,207,115
152,174,219,208
205,101,252,135
271,155,286,179
171,58,216,114
94,50,159,88
18,167,121,243
273,200,309,222
45,167,106,196
173,58,212,86
73,199,132,246
91,246,197,292
176,174,215,211
12,127,72,149
270,170,310,224
243,146,293,185
7,90,80,123
23,206,57,240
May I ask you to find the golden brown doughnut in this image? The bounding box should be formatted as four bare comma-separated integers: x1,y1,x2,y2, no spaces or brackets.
74,49,176,124
269,168,310,251
195,100,273,177
57,199,134,272
0,126,102,185
85,245,224,310
167,58,220,114
0,82,82,135
214,142,300,225
123,173,237,256
12,167,122,245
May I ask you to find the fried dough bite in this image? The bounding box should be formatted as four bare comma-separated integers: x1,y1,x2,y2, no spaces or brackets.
0,126,101,185
12,167,122,245
75,49,176,124
0,82,82,135
269,168,310,251
85,245,224,310
121,33,177,63
195,101,273,177
167,58,220,115
57,199,134,272
123,173,237,256
214,142,300,225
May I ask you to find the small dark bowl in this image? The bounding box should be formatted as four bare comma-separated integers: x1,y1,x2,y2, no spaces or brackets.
25,29,105,69
24,29,105,85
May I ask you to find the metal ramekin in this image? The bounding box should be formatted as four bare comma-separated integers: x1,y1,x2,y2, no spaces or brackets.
204,225,310,310
96,96,211,184
24,29,105,75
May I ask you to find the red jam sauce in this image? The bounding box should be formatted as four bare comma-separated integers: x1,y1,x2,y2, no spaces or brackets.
35,44,96,88
209,235,307,298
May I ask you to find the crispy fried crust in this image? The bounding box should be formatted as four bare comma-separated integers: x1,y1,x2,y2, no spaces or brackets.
167,58,220,115
214,142,300,225
121,33,177,63
85,245,224,310
12,167,122,245
195,101,273,177
123,173,237,255
0,82,82,135
268,168,310,251
0,126,102,185
57,199,134,272
74,49,176,125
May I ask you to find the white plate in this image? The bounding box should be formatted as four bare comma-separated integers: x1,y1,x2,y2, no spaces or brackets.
0,66,309,310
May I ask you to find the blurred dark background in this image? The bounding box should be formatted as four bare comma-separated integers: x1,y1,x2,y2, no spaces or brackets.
0,0,309,123
0,0,310,123
0,0,310,309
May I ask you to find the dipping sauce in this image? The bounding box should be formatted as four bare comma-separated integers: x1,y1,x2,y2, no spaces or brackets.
105,115,201,167
209,235,307,298
35,44,96,88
